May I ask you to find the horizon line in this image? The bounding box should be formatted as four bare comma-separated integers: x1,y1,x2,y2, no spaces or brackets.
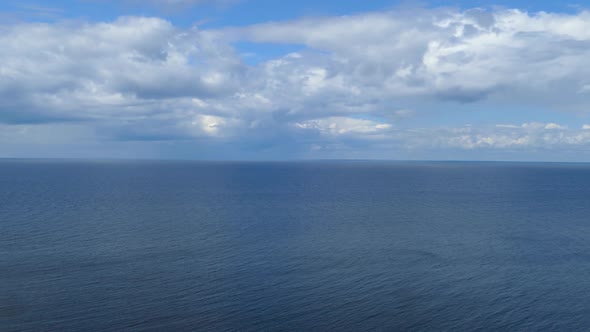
2,157,590,164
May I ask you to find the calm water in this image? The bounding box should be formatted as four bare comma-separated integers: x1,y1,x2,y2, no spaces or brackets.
2,160,590,331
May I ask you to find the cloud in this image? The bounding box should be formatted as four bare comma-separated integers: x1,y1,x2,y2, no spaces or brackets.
234,8,590,107
295,117,393,137
406,123,590,150
0,17,244,126
544,123,567,130
3,7,590,159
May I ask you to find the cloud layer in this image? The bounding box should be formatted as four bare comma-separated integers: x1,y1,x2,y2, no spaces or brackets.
2,7,590,159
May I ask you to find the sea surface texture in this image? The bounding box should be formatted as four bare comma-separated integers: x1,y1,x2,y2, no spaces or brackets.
2,160,590,331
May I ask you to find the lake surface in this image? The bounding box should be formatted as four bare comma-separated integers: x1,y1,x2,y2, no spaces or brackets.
2,160,590,331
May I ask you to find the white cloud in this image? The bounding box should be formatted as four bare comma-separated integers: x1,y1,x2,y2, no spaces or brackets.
3,8,590,158
544,123,567,130
295,117,392,136
0,17,243,128
186,114,243,137
234,8,590,108
406,123,590,150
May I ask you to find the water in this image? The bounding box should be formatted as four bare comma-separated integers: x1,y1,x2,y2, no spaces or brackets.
2,160,590,331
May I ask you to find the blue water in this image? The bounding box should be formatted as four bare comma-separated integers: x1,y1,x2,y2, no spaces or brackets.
2,160,590,331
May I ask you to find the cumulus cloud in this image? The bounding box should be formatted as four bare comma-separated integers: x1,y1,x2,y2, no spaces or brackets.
234,8,590,107
433,123,589,149
295,117,392,137
0,17,243,127
283,120,590,157
3,7,590,159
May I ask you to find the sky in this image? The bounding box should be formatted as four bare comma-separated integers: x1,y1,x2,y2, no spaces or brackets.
2,0,590,161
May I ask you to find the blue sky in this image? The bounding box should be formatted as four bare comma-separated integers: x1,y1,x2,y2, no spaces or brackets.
2,0,590,160
0,0,578,24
